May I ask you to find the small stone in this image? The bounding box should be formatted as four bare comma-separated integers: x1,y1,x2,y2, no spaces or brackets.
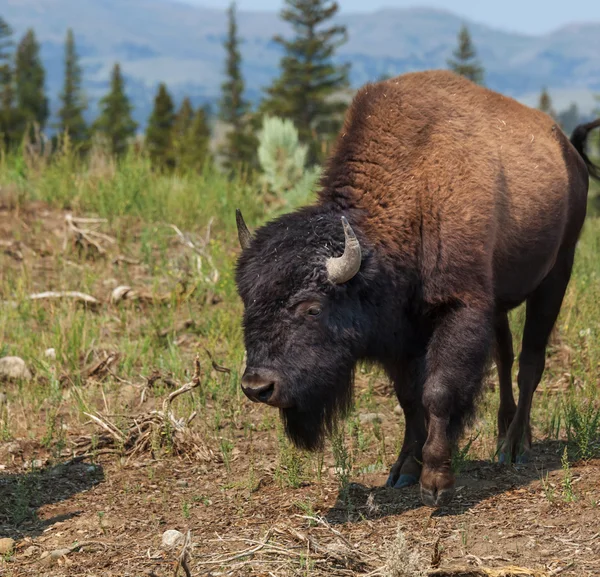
176,480,188,488
44,348,57,360
23,545,36,557
23,459,45,470
0,356,32,382
394,404,402,415
0,538,15,555
359,412,383,425
162,529,184,549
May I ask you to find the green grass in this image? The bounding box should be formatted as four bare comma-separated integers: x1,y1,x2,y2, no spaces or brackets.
0,146,599,495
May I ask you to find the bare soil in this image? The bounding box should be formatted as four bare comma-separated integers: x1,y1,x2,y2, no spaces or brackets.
1,202,599,577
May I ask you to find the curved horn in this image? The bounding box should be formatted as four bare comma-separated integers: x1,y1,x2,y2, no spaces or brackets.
326,217,362,284
236,209,253,250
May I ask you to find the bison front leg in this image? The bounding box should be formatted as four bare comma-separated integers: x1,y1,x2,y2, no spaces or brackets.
385,356,427,489
420,305,492,507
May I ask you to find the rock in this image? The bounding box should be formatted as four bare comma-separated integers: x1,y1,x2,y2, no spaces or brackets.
176,480,188,488
0,538,15,555
162,529,184,549
359,412,383,425
23,459,45,470
0,357,32,382
0,392,7,405
44,348,57,360
394,404,402,415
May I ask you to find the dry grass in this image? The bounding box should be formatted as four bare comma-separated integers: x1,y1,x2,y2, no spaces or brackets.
0,154,598,576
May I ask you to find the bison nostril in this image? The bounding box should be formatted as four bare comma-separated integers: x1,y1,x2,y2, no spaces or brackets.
257,382,275,403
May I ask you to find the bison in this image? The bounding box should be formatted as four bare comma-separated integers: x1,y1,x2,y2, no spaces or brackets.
234,70,600,507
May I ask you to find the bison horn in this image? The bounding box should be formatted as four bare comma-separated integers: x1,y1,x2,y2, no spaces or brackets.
326,217,362,284
236,209,253,250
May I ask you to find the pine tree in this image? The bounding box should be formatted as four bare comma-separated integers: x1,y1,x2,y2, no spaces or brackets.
15,29,48,135
183,105,212,172
447,25,484,85
57,29,87,146
594,94,600,153
538,87,555,118
145,82,175,169
172,96,194,168
261,0,350,163
93,63,137,156
0,17,15,148
218,2,256,171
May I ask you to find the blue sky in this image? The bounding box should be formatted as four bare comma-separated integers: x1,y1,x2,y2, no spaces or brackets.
182,0,600,35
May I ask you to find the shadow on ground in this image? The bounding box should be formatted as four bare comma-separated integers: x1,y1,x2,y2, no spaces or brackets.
0,457,104,539
325,439,567,524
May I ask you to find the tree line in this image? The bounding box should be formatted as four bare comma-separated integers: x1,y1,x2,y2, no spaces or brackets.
0,2,594,173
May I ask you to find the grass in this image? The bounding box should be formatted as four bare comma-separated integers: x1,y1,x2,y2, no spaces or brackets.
0,145,599,540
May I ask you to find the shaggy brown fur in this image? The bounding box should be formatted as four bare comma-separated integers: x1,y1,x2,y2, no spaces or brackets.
321,70,587,310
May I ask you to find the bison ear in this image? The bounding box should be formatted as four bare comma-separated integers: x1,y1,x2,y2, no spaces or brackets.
326,216,362,284
236,209,253,250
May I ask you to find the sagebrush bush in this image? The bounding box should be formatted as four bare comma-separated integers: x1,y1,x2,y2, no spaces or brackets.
257,115,308,194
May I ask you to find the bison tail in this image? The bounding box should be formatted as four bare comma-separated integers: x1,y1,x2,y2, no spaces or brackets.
570,118,600,181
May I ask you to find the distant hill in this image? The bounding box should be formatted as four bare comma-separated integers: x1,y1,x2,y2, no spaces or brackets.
1,0,599,128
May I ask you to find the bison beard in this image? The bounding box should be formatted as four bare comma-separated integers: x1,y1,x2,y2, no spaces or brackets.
280,364,355,451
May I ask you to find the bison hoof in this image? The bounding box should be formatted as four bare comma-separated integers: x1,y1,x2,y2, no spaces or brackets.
385,473,419,489
420,485,455,508
395,474,419,488
498,448,531,465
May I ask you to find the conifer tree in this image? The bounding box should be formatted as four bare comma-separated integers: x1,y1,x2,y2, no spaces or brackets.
594,94,600,152
218,2,256,171
146,82,175,169
0,17,15,148
172,96,194,167
447,25,484,85
182,105,212,172
15,29,48,135
93,63,137,156
261,0,350,163
57,29,87,145
537,87,555,118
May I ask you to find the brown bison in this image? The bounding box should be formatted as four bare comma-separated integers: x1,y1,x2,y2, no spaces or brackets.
234,70,600,507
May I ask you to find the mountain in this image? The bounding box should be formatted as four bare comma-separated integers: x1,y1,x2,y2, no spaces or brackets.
0,0,599,128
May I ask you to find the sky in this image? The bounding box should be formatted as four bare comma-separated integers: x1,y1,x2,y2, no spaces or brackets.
181,0,600,36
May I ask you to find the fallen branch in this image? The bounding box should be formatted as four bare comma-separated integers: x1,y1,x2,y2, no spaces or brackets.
174,531,192,577
76,355,214,462
427,567,548,577
111,285,171,306
163,356,202,415
1,291,101,310
204,348,231,374
64,213,116,258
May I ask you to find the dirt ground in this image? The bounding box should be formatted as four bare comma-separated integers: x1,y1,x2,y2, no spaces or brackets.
1,402,600,576
1,200,599,577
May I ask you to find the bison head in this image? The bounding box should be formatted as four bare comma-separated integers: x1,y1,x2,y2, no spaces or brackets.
234,207,372,450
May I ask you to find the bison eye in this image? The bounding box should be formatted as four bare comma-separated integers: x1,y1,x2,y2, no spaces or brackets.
306,305,322,317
